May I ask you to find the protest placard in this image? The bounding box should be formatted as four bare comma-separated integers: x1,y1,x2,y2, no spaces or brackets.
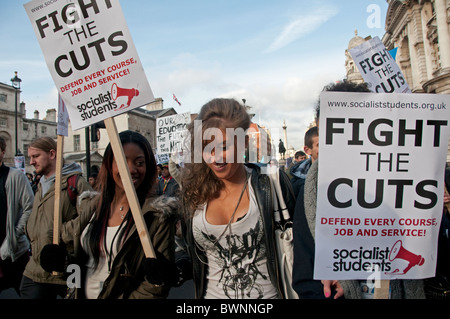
156,153,170,164
24,0,156,258
314,91,450,281
349,36,411,94
13,155,25,173
24,0,154,131
157,112,191,156
57,94,69,136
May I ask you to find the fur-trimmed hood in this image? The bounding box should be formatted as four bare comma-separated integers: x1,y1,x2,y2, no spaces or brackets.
142,194,180,222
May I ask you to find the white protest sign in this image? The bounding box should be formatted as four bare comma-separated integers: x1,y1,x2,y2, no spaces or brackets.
349,36,411,94
157,112,190,156
24,0,154,131
14,156,26,173
314,92,450,280
156,153,170,164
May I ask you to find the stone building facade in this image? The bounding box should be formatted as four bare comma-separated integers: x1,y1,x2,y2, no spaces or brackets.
382,0,450,162
345,0,450,162
0,81,58,169
345,30,372,85
382,0,450,94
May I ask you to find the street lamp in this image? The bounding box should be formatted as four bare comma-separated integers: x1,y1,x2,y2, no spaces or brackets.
10,71,22,156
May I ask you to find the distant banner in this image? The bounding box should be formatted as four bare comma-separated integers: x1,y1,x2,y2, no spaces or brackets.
57,94,69,136
157,112,190,155
14,156,26,173
314,91,450,280
24,0,154,130
156,153,170,164
349,36,411,94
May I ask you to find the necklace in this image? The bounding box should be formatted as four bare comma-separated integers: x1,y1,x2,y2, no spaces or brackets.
193,174,250,269
104,217,128,272
112,193,128,219
112,201,127,220
202,173,249,246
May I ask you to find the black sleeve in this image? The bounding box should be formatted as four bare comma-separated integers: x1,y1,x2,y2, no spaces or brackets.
291,181,327,299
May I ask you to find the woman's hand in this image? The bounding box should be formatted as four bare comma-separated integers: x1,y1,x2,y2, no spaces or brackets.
321,280,344,299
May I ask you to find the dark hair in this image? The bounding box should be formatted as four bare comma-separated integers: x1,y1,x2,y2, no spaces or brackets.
294,150,306,159
314,80,371,120
90,165,100,178
304,126,318,149
85,130,156,270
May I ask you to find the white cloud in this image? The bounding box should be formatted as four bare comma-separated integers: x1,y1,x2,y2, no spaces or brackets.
147,43,347,150
215,72,340,150
265,5,339,53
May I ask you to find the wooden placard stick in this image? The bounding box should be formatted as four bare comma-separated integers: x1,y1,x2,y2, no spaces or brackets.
104,117,156,258
374,280,390,299
52,134,64,276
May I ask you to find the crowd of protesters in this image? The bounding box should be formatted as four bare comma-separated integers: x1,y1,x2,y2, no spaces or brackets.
0,81,449,300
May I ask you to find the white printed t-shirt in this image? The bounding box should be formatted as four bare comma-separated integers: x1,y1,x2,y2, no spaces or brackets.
193,180,279,299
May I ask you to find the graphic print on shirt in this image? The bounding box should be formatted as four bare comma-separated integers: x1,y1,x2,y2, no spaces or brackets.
196,217,267,299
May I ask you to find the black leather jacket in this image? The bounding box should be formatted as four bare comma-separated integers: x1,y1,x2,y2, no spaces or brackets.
184,163,296,299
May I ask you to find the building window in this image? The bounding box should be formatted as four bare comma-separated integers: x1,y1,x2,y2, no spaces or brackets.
74,135,80,151
0,94,6,103
41,126,47,134
0,118,7,127
23,123,29,131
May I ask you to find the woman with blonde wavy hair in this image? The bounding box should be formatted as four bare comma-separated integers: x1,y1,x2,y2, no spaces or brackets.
180,98,296,299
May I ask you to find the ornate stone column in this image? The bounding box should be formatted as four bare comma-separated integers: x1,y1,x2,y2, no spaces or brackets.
435,0,450,69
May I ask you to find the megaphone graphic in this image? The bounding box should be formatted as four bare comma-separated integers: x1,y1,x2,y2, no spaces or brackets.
386,240,424,275
111,83,139,110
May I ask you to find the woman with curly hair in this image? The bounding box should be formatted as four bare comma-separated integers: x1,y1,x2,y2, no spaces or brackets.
180,98,297,299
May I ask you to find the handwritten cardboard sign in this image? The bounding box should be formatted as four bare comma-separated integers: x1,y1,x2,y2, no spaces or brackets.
157,112,190,156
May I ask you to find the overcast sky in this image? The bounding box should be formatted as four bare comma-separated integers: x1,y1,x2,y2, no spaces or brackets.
0,0,388,150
